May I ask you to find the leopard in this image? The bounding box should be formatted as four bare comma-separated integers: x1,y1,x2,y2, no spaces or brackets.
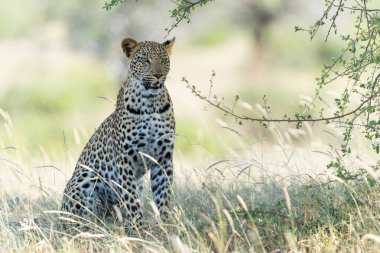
61,37,176,234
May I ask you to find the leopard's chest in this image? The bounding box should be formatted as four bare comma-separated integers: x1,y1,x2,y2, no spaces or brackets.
120,110,174,168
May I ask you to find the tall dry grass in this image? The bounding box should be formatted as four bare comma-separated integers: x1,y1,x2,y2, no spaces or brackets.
2,142,380,252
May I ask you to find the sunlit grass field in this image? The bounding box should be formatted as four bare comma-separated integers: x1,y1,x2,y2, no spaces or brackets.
2,140,380,252
1,95,380,252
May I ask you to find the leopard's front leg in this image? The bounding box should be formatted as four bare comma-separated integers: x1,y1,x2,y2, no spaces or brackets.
115,160,143,235
150,158,173,222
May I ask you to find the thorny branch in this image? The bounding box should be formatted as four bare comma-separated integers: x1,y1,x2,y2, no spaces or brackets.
166,1,202,35
183,73,380,124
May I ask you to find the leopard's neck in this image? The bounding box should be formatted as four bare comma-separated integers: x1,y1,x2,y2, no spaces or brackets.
116,74,172,115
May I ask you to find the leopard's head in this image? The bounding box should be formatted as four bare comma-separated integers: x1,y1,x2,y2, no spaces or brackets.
121,37,175,97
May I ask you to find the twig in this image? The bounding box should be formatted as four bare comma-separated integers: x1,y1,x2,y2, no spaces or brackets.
166,0,202,35
184,73,380,124
325,0,343,42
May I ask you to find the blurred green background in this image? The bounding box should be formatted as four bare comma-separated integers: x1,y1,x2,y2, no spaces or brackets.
0,0,351,163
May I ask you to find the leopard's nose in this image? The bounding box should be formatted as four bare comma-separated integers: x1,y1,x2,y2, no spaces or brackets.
153,74,163,79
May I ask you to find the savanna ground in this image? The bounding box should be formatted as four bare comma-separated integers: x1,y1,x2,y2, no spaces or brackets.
1,0,380,252
2,129,380,252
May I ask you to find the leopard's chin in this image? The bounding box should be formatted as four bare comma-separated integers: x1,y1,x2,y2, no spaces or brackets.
142,87,162,98
141,82,163,98
148,89,161,95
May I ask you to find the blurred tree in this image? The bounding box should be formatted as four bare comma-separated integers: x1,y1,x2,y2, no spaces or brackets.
42,0,172,58
237,0,294,52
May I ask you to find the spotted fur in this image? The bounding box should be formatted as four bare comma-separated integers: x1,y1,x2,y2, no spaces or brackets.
61,38,176,234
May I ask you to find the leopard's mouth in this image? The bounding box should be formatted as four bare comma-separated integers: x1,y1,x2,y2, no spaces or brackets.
143,81,162,90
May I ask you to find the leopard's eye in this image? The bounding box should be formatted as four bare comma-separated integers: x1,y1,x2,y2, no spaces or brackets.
143,58,150,63
140,56,150,64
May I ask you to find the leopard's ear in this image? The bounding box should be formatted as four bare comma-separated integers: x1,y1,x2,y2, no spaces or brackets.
163,37,175,57
121,38,140,58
